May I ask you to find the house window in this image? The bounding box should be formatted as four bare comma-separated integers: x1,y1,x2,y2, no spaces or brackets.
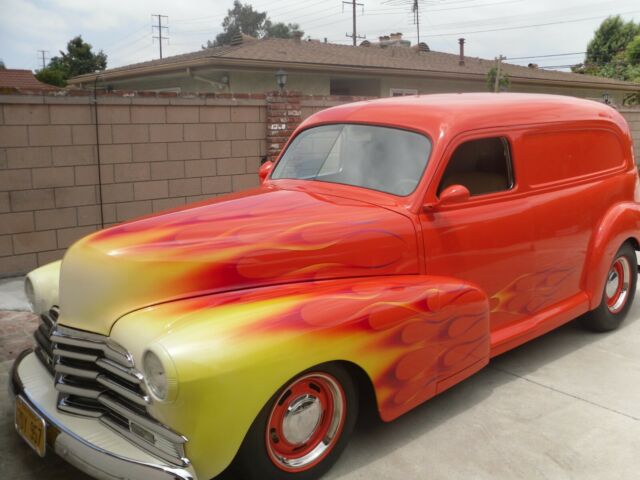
438,137,514,196
390,88,418,97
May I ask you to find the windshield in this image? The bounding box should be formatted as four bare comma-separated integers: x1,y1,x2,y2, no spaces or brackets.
270,124,431,196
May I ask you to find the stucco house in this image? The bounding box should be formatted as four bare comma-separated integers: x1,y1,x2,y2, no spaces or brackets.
69,33,638,104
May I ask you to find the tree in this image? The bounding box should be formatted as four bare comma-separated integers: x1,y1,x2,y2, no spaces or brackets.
0,59,5,69
265,22,302,39
205,1,304,47
486,66,510,92
36,35,107,87
572,16,640,82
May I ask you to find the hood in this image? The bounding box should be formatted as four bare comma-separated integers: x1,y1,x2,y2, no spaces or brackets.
58,186,418,335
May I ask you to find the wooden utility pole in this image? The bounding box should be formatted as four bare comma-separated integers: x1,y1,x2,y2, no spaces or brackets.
343,0,365,46
494,55,505,92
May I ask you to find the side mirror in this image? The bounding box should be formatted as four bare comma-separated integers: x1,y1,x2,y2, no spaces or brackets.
259,161,274,184
424,184,470,211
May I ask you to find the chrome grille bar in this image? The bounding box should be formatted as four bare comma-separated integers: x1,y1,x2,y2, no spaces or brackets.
31,308,188,466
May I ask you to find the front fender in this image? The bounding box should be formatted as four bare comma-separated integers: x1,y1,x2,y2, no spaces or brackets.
111,275,489,480
584,202,640,309
25,261,61,314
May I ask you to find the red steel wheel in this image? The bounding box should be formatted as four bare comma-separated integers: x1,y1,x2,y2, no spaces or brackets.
265,373,347,472
605,256,631,314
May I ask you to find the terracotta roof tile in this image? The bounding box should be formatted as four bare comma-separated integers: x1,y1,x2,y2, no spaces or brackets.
0,69,60,91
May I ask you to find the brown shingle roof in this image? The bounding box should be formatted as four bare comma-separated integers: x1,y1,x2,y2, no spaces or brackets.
0,69,60,91
70,38,639,90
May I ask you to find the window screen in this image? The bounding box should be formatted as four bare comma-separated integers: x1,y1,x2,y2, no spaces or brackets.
438,137,514,196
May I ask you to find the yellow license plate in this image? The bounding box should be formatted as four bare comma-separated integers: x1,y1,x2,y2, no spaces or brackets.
15,396,46,457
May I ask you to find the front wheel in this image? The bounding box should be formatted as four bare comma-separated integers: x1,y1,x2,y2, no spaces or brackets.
581,242,637,332
230,364,358,480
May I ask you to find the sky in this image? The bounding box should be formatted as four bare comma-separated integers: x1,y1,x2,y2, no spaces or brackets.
0,0,639,73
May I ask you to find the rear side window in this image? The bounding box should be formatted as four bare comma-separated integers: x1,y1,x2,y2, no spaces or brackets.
520,129,625,187
438,137,514,196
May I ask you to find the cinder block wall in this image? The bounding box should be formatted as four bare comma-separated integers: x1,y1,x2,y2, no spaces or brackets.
0,94,267,276
620,109,640,162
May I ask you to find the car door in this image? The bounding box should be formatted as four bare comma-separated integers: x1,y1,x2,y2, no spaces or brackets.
419,131,535,335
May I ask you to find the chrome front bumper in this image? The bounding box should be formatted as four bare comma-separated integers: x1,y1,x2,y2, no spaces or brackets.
10,349,197,480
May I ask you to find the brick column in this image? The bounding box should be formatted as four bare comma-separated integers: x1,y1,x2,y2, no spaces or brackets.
265,90,302,162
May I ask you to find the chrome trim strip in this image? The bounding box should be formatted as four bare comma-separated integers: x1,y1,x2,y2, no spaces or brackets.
58,398,103,418
100,416,189,467
51,333,133,367
96,358,144,384
53,348,98,362
55,377,102,398
98,396,187,444
96,375,150,406
55,363,100,379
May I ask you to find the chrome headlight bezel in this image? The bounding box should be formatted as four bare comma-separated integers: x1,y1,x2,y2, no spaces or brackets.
142,347,178,403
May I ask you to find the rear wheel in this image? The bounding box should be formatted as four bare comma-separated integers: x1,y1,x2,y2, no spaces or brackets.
230,364,358,480
581,243,637,332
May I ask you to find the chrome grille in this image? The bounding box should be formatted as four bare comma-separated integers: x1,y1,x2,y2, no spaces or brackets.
33,308,188,466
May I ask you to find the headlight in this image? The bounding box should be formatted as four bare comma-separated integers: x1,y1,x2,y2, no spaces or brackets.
24,277,35,312
143,350,168,400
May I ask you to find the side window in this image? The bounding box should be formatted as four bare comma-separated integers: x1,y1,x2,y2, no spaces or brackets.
438,137,514,196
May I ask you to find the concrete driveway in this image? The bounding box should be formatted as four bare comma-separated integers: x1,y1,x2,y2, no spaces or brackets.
1,280,639,480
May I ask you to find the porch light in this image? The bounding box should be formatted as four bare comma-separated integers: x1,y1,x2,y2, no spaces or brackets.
275,69,288,91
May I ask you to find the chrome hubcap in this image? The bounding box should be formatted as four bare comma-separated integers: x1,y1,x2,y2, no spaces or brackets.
282,395,322,445
606,257,631,314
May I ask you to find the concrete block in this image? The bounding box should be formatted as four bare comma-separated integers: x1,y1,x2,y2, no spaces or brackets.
184,124,215,141
185,159,216,178
202,175,232,194
0,234,12,256
232,139,260,157
3,105,49,125
200,106,230,123
37,249,65,266
153,197,186,212
112,124,149,144
115,163,150,182
217,157,246,175
0,192,9,213
149,124,183,143
97,106,130,124
168,142,200,161
116,200,152,222
54,185,96,207
32,166,75,188
201,141,231,159
0,253,37,275
134,180,169,200
76,205,102,226
216,123,246,140
0,126,29,147
131,106,166,124
7,147,52,168
52,145,96,166
71,125,112,145
101,183,133,203
169,178,201,197
49,105,92,125
35,207,77,231
133,143,168,163
0,169,32,191
28,125,72,146
0,212,34,234
99,144,132,164
231,106,261,123
166,106,199,124
151,161,185,180
13,230,57,254
10,189,55,212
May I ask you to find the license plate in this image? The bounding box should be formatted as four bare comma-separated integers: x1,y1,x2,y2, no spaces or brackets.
15,396,46,457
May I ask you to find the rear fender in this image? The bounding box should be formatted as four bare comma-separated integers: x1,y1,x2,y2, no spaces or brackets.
584,202,640,309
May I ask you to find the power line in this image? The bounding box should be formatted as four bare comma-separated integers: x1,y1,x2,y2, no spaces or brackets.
507,51,586,61
152,14,169,59
343,0,365,46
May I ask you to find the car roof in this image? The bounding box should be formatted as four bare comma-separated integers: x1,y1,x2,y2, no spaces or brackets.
303,93,629,138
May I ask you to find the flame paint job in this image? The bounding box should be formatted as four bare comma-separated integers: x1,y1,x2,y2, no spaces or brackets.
110,276,489,479
40,94,640,479
58,188,418,335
